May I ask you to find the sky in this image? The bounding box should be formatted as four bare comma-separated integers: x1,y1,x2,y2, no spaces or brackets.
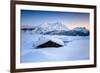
21,10,90,29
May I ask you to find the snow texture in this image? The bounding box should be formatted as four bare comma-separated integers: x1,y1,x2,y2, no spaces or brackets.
35,36,64,47
20,31,89,63
28,22,89,36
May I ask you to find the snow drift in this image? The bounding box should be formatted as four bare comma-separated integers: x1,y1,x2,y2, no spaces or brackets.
35,36,64,48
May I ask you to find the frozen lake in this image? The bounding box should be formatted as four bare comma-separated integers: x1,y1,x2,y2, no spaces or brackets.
20,31,90,63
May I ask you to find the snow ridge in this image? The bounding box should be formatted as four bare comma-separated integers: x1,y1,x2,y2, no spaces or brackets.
21,22,90,36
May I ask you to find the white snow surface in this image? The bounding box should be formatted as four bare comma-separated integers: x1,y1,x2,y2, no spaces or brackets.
21,31,90,63
35,36,64,46
33,22,69,34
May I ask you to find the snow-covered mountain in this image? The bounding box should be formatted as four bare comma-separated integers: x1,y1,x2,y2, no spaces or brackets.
33,22,69,34
73,27,89,34
44,27,89,36
43,22,68,31
21,24,35,30
32,22,89,36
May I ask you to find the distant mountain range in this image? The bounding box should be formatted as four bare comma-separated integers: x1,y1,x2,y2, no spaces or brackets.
22,22,90,36
44,27,89,36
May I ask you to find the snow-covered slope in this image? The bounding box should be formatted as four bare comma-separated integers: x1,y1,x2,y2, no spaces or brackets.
44,27,89,36
25,22,90,36
73,27,89,33
21,24,34,29
33,22,69,34
35,36,64,47
21,33,89,62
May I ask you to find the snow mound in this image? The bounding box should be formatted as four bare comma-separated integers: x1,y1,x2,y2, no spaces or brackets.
35,36,64,47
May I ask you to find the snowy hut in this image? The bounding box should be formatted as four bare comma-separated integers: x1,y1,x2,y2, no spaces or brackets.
36,37,64,48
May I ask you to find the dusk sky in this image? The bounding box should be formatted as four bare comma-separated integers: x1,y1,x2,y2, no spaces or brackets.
21,10,90,29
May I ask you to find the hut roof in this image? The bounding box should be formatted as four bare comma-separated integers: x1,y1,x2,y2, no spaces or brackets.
36,37,64,47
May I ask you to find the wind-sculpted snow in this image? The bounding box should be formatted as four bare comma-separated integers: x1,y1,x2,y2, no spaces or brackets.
21,32,89,63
